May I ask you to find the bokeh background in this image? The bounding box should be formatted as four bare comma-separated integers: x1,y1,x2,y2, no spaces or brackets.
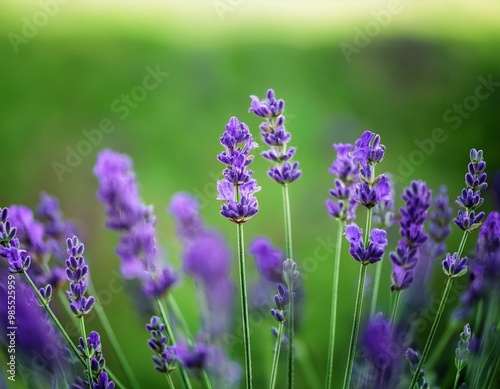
1,0,500,388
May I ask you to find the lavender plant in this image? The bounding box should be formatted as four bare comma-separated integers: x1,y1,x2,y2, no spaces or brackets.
249,89,301,389
2,90,500,389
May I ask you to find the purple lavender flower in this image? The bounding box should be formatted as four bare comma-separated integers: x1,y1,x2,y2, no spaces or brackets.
0,241,32,274
405,348,429,388
217,117,260,223
36,192,74,241
345,223,388,264
168,192,203,240
65,236,95,317
270,283,290,323
442,252,468,278
390,181,432,291
172,337,210,370
7,205,46,258
476,211,500,278
326,143,360,222
146,316,175,374
94,150,177,297
454,149,487,232
249,237,284,283
425,186,452,258
351,131,386,182
78,331,115,388
94,150,152,230
249,89,302,184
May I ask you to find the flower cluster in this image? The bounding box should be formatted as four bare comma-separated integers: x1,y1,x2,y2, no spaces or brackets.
325,144,360,222
94,149,177,298
454,148,487,232
455,323,472,373
0,208,31,274
425,187,452,259
217,116,260,223
146,316,175,374
65,236,95,317
78,331,115,389
390,181,432,291
351,131,390,209
405,348,429,389
345,223,388,265
270,283,290,323
248,89,301,184
172,338,210,371
250,237,284,283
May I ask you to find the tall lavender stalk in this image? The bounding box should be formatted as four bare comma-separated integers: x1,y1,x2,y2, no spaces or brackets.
409,148,487,388
324,143,359,389
249,89,301,388
389,181,432,329
217,116,260,389
343,131,390,389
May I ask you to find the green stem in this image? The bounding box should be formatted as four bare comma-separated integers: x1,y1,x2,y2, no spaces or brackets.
370,256,383,317
326,219,344,389
282,183,295,389
342,263,368,389
88,282,141,389
167,294,193,339
269,321,285,389
202,370,213,389
453,369,461,389
156,298,193,389
236,222,253,389
409,277,454,389
80,317,93,386
166,373,176,389
390,291,402,336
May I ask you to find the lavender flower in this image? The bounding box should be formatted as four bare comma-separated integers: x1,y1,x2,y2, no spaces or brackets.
476,211,500,278
94,150,177,298
351,131,386,183
93,149,152,230
405,348,429,389
249,89,302,184
78,331,115,389
173,337,210,370
325,143,360,222
217,117,260,223
146,316,175,374
270,283,290,323
455,323,472,371
442,252,468,278
65,236,95,317
168,192,203,240
36,192,74,241
7,205,46,259
425,186,452,259
345,223,388,264
249,237,284,283
454,148,487,232
390,181,432,291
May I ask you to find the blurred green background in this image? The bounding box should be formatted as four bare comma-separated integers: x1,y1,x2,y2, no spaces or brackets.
1,0,500,387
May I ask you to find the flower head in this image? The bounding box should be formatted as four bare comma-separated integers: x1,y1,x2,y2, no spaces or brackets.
65,236,95,317
146,316,176,374
250,237,284,283
345,223,388,265
168,192,203,240
454,148,487,232
442,252,468,278
249,89,302,184
351,131,386,181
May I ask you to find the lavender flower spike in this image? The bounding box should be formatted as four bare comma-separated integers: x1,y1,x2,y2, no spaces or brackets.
78,330,115,388
146,316,175,374
65,236,95,317
454,148,487,232
217,116,260,223
249,89,302,184
326,143,360,222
